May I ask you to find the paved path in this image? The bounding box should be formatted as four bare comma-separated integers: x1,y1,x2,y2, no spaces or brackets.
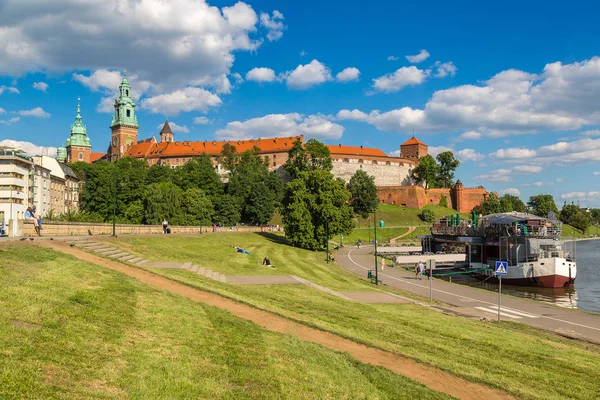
337,245,600,344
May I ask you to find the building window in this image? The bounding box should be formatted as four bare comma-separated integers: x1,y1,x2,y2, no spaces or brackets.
126,90,129,96
79,152,84,161
126,110,131,117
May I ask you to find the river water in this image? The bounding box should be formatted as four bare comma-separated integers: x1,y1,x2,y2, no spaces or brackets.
443,239,600,314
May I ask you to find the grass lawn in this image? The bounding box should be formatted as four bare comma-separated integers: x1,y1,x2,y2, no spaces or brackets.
105,234,600,400
0,245,451,399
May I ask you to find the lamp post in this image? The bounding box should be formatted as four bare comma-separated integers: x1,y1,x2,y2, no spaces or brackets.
325,219,329,264
111,154,118,237
373,206,378,285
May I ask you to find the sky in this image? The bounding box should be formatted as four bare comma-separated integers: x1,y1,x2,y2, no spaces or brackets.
1,0,600,207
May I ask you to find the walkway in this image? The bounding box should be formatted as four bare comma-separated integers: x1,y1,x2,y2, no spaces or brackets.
66,238,409,305
337,245,600,344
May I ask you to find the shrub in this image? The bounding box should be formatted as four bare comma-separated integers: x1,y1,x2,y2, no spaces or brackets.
419,209,436,223
439,195,448,208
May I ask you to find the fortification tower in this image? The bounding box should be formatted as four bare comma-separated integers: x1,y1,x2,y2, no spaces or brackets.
400,136,428,159
110,71,139,159
65,98,92,163
453,179,464,213
159,120,174,143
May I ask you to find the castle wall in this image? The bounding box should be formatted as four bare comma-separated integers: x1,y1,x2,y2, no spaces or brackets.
378,186,487,212
332,158,414,186
456,188,487,213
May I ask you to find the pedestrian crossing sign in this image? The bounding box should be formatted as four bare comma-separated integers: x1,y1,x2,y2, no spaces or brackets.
495,261,508,275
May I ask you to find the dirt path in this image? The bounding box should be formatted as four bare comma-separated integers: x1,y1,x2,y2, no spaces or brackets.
391,226,416,243
42,241,514,400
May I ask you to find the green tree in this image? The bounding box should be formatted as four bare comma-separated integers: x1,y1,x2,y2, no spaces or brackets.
144,182,184,225
281,169,354,250
122,200,144,224
284,138,333,178
438,195,448,208
182,188,214,226
419,209,435,223
146,163,172,184
560,203,581,224
173,156,223,199
473,193,501,215
411,155,439,189
499,194,526,213
79,161,116,221
213,194,241,226
528,194,559,218
590,209,600,224
436,151,460,188
347,169,379,218
218,143,239,172
570,212,591,232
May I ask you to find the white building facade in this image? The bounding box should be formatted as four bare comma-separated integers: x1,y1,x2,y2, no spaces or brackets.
0,149,33,236
30,164,51,217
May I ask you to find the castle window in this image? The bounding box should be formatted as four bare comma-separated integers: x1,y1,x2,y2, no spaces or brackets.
386,161,391,165
343,158,349,163
78,152,83,161
372,160,378,165
273,162,276,167
126,90,129,96
358,159,363,164
126,110,131,117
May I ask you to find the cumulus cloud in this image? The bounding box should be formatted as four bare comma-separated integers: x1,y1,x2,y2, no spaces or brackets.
336,108,427,132
371,66,429,93
0,107,4,114
193,116,211,125
141,87,222,115
0,86,19,95
490,137,600,166
32,81,48,92
405,49,430,63
476,165,541,182
500,188,521,196
0,139,57,157
260,10,285,41
521,181,545,187
388,149,401,157
456,148,485,162
338,57,600,135
0,117,20,125
215,113,344,140
434,61,457,78
156,121,189,133
246,67,277,83
561,191,600,199
336,67,360,82
18,107,50,118
286,60,332,89
594,171,600,176
458,131,482,140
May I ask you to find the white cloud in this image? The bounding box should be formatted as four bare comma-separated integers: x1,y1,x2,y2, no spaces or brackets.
231,73,243,84
156,121,189,133
0,107,5,114
246,67,277,83
556,178,564,182
428,146,453,158
32,81,48,92
458,131,482,140
339,57,600,135
18,107,50,118
561,191,600,199
300,50,308,57
490,137,600,165
581,129,600,136
387,56,399,61
0,86,19,95
405,49,430,63
259,10,285,41
388,149,401,157
336,67,360,82
434,61,457,78
193,116,211,125
456,148,485,162
476,164,541,182
0,117,20,125
286,60,332,89
215,113,344,140
142,87,222,115
336,107,427,132
371,66,429,93
0,139,56,157
521,181,545,187
500,188,521,196
594,171,600,176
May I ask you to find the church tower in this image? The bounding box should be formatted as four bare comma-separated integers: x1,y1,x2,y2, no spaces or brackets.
110,71,139,159
159,119,174,143
65,98,92,163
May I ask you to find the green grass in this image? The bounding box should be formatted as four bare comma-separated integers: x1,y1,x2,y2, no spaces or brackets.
0,245,451,399
105,234,600,400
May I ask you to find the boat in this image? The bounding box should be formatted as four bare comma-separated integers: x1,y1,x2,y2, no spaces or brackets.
427,212,576,288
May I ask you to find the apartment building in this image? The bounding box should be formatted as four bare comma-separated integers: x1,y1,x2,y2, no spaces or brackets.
0,148,33,235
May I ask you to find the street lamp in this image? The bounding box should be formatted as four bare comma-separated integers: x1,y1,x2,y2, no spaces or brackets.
325,219,329,264
111,154,118,237
373,205,379,285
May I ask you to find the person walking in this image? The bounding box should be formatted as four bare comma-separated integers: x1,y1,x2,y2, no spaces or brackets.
380,256,385,272
417,261,425,280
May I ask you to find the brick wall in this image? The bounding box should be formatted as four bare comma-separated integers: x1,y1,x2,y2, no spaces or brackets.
378,185,487,213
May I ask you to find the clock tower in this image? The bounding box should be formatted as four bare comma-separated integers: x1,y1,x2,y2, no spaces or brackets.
110,71,139,160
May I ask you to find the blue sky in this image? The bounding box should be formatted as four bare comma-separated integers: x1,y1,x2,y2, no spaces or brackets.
1,0,600,207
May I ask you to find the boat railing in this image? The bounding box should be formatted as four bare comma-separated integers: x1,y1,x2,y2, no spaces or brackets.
430,226,479,236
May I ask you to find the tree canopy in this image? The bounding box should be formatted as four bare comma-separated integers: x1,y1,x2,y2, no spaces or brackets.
411,155,439,189
472,193,501,215
528,194,559,218
436,151,460,188
347,169,379,218
499,194,527,213
284,138,333,178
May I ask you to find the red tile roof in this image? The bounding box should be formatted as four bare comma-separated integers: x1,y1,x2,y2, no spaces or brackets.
90,152,106,162
401,136,425,146
328,145,387,157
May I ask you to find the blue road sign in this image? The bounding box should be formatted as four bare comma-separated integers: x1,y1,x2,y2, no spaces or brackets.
495,261,508,275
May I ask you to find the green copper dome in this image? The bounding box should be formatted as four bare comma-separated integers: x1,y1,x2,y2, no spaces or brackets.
68,98,91,148
111,70,139,128
56,146,67,162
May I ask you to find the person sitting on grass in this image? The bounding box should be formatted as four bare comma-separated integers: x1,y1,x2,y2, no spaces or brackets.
262,257,271,266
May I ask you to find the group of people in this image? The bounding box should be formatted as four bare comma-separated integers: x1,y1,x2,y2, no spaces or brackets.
25,206,42,236
415,262,428,280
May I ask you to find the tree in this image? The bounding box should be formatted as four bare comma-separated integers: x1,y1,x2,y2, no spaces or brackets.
182,188,214,226
284,138,333,178
218,143,239,172
438,195,448,208
146,163,172,185
411,155,439,189
570,212,591,232
281,169,354,250
528,194,558,218
144,182,184,225
436,151,460,188
213,194,241,226
560,203,580,224
173,156,223,199
499,194,526,213
419,209,435,223
347,169,379,218
473,193,501,215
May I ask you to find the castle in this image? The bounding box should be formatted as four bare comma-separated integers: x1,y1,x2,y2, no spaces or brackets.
56,73,487,213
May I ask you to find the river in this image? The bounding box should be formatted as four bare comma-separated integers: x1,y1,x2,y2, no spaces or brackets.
442,239,600,314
